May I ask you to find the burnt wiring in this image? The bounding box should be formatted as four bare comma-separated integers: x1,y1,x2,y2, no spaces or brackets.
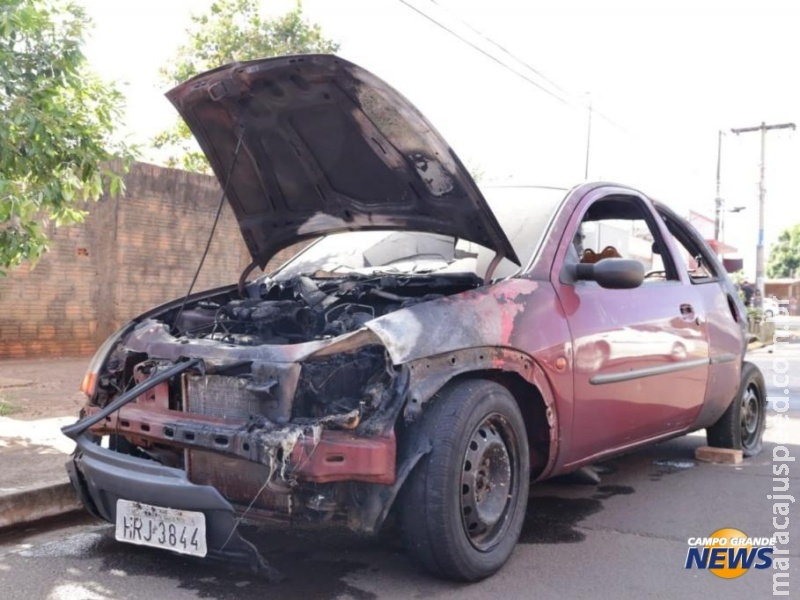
220,423,324,553
305,359,366,396
219,459,277,552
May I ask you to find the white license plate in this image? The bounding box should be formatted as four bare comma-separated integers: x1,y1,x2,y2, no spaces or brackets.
115,499,207,557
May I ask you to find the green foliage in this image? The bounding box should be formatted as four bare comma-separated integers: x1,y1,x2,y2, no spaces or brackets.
0,0,133,272
154,0,339,172
767,223,800,279
466,160,484,183
746,305,762,321
0,395,16,416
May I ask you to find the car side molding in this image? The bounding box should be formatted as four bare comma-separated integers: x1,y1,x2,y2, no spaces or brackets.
589,357,709,385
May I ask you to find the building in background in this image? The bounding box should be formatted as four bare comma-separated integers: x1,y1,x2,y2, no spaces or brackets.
765,278,800,315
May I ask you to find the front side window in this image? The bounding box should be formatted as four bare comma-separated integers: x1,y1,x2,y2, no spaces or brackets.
567,196,678,283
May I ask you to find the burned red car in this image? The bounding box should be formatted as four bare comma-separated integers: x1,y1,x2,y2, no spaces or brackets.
64,55,766,582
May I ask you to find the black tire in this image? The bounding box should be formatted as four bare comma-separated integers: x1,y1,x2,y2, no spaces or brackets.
706,362,766,457
764,309,774,318
399,379,530,581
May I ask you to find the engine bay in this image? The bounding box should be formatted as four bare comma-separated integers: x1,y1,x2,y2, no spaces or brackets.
171,272,483,346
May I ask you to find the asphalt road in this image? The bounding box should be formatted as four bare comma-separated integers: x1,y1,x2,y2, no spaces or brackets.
1,347,798,600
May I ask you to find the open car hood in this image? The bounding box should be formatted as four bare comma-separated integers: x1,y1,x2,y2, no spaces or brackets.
167,54,519,268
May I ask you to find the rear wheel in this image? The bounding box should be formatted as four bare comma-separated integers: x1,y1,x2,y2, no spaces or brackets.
399,379,530,581
707,362,766,457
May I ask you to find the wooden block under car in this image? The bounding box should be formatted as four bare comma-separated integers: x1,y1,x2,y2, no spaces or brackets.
694,446,743,464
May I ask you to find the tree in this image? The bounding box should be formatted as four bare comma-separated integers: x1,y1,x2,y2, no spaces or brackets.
0,0,132,272
153,0,339,172
767,223,800,279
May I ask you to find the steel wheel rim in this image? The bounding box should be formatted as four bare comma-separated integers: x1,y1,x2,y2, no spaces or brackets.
460,413,517,551
740,383,761,447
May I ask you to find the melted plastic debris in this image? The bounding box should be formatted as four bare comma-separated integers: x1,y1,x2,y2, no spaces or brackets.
254,408,360,468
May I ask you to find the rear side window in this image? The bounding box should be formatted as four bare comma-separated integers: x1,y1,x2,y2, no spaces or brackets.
660,213,719,283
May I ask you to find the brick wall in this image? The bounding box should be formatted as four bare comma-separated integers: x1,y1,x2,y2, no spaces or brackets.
0,162,302,359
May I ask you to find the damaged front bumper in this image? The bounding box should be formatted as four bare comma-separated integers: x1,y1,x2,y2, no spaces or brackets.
79,403,397,486
67,412,396,577
67,433,275,575
63,315,417,576
63,351,401,572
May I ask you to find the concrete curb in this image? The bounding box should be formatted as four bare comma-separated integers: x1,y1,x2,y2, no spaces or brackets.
0,481,82,530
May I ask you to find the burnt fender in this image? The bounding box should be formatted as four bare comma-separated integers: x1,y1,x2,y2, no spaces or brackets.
402,347,560,481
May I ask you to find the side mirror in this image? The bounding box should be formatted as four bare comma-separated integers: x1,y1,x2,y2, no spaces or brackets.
572,258,645,289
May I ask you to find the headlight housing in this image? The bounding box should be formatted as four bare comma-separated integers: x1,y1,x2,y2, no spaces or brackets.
80,323,134,401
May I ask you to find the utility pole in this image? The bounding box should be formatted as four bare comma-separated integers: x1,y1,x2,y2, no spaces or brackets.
731,121,796,305
713,130,724,240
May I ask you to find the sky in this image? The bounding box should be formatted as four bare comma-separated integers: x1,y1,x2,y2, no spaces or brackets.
80,0,800,277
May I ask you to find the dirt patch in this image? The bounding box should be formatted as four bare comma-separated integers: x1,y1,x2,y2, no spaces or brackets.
0,358,88,421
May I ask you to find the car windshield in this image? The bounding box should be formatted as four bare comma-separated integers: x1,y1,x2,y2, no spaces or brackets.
272,186,566,281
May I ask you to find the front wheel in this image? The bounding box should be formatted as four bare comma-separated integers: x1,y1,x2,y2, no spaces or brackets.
399,379,530,581
706,362,766,457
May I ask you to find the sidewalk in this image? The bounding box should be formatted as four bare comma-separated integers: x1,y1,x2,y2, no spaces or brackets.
0,357,88,528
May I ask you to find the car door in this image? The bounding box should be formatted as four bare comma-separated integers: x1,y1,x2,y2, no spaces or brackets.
655,204,745,429
552,188,710,467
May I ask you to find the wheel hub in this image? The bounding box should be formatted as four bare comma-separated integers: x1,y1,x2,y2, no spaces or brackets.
740,384,761,445
461,417,513,549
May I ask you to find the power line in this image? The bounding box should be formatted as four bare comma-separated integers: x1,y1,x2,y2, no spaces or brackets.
428,0,571,98
430,0,631,134
405,0,631,134
396,0,571,107
397,0,708,188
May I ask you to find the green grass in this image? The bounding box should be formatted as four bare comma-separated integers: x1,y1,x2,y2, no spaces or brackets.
0,396,17,416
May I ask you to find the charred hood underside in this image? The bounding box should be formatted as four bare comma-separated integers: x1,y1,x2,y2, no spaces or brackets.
166,54,518,268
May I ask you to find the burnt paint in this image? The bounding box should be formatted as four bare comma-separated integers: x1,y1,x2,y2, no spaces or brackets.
366,277,574,479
